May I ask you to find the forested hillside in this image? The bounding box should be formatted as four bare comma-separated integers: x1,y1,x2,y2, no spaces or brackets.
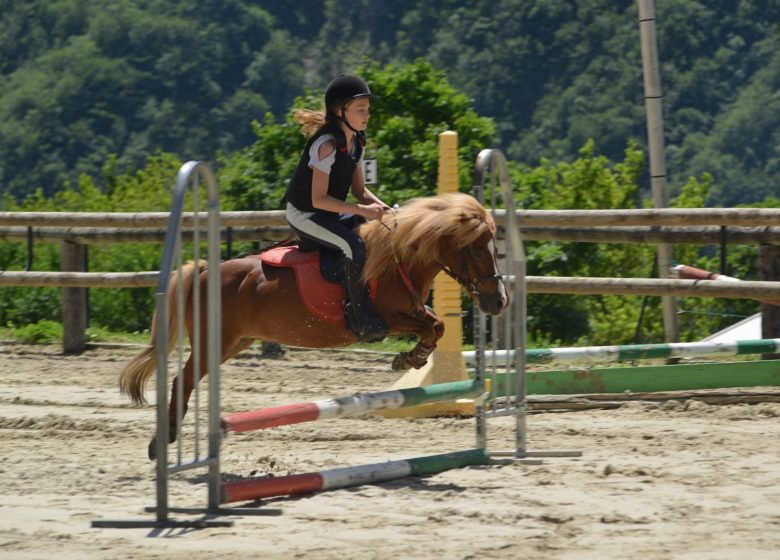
1,0,779,205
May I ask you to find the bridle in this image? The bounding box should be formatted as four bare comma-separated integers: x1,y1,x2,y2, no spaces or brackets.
384,210,503,315
436,239,503,299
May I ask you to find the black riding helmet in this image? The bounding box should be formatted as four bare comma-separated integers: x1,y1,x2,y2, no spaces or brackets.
325,75,373,134
325,74,373,111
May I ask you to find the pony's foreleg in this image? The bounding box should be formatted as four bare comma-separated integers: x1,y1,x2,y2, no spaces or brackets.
388,308,445,370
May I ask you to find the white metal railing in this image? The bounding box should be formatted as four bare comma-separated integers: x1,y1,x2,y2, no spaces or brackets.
93,161,225,528
473,148,581,462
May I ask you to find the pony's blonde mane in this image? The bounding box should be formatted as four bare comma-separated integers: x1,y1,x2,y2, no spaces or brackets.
360,193,495,280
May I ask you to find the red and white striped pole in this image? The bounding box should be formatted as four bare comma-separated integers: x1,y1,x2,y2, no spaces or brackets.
671,264,780,306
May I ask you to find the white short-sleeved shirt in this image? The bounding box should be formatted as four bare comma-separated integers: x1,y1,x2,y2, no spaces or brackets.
308,134,363,175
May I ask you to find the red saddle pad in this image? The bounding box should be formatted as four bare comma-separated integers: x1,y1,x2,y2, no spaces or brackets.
260,246,377,326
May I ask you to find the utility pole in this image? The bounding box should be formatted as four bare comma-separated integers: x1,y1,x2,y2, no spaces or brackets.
638,0,680,343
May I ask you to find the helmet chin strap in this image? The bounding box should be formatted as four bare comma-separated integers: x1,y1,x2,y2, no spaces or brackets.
339,106,365,144
339,105,359,133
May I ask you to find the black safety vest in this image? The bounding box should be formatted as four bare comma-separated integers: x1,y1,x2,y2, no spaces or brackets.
285,125,364,215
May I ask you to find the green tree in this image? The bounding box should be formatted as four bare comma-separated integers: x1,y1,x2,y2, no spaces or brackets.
512,141,652,345
506,140,767,346
0,0,277,201
5,0,780,209
0,152,186,332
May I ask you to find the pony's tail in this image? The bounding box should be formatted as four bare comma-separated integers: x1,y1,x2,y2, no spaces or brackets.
119,260,207,404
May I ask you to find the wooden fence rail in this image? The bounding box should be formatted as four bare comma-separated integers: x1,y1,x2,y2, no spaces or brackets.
513,226,780,245
2,207,780,229
493,208,780,227
2,225,780,245
0,211,288,228
3,270,780,300
0,271,159,287
2,208,779,352
0,226,292,244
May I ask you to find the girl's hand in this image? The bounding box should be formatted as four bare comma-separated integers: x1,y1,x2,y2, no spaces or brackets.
358,203,389,221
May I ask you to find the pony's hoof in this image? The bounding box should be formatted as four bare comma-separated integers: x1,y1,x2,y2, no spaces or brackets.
408,357,428,369
392,352,429,370
148,431,176,461
260,341,285,359
392,352,409,371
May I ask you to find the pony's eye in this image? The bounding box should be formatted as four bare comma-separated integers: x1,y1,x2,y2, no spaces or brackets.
471,248,485,259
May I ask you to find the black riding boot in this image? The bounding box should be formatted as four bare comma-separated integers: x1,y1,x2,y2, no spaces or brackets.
343,258,389,342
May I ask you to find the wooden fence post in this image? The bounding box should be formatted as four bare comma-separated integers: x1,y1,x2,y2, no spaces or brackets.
61,241,87,354
759,244,780,359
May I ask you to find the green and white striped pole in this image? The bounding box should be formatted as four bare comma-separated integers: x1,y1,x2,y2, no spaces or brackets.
221,449,490,503
463,339,780,366
222,380,482,434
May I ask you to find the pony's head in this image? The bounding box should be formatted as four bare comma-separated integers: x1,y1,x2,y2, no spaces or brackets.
362,193,508,315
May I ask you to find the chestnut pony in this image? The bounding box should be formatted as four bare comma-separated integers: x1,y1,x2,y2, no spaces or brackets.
120,193,508,454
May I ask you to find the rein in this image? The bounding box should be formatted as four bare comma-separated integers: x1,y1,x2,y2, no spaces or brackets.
396,262,427,317
381,208,427,316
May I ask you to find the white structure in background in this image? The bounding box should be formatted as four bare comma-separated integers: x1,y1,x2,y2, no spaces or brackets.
702,313,762,344
670,264,770,344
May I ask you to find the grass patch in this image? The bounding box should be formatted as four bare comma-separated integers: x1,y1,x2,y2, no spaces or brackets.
1,321,150,345
85,326,150,344
0,325,415,352
348,335,417,353
12,320,63,344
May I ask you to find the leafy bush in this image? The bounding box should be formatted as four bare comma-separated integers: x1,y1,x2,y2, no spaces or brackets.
13,320,63,344
0,153,182,332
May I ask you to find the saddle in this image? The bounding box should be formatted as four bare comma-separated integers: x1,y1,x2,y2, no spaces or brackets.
260,246,378,326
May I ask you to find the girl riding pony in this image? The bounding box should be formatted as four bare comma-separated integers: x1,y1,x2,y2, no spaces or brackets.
284,74,390,342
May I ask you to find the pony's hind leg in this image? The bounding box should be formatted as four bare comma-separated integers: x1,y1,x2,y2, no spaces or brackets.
148,336,256,461
148,353,201,461
167,355,199,439
168,336,255,439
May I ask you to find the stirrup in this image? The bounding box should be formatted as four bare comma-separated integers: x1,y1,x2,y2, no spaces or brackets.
355,315,389,343
345,303,388,343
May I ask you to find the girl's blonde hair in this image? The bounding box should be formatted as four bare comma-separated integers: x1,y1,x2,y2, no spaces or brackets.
294,93,362,137
294,109,328,137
